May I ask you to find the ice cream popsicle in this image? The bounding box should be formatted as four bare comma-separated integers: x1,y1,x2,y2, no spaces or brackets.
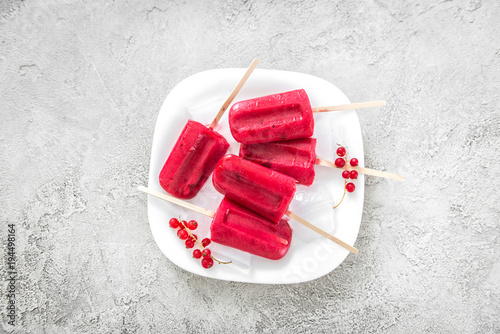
240,138,404,184
137,186,292,260
211,197,292,260
239,138,317,186
160,120,230,199
158,59,259,199
229,89,386,144
212,155,358,253
212,154,297,223
229,89,313,144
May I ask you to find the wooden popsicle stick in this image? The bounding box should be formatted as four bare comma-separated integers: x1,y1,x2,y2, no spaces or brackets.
209,58,259,130
286,211,358,254
137,186,215,218
312,100,387,113
316,158,404,181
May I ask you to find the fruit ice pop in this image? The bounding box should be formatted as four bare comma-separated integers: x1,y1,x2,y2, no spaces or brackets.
241,137,404,184
211,197,292,260
240,138,317,186
229,89,386,144
159,120,229,199
229,89,314,144
212,154,296,223
158,59,259,199
137,186,292,260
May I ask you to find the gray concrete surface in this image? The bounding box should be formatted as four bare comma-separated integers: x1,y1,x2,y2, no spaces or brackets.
1,0,499,333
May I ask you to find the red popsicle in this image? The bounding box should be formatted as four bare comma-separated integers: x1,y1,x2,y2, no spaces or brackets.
239,138,317,186
229,89,313,144
212,154,297,223
160,120,229,199
229,89,386,144
159,59,259,199
138,186,292,260
211,197,292,260
240,138,404,184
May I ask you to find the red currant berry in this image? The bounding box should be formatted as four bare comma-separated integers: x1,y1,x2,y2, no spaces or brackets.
185,239,195,248
342,170,350,179
201,258,214,269
178,220,186,229
336,147,346,157
201,238,211,247
189,234,198,241
350,158,359,167
193,249,202,258
177,229,188,240
335,158,346,168
169,218,179,228
349,170,358,179
346,182,355,192
201,248,211,259
187,220,198,230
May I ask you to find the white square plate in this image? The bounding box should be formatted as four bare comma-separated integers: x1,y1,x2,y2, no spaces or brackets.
147,68,364,284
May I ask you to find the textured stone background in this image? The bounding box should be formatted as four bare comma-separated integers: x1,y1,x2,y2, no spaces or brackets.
1,0,499,333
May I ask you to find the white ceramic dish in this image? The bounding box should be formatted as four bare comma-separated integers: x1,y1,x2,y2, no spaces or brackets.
147,68,364,284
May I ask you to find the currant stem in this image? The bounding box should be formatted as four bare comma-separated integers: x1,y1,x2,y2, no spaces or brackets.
333,149,349,210
179,220,232,265
213,258,232,265
333,179,347,209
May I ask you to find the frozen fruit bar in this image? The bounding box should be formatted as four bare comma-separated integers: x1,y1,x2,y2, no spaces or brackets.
211,197,292,260
212,155,296,223
239,138,317,186
158,59,259,199
159,120,229,199
229,89,314,144
139,184,358,255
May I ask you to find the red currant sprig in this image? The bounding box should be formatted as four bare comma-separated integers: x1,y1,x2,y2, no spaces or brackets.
333,144,359,209
169,217,231,269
